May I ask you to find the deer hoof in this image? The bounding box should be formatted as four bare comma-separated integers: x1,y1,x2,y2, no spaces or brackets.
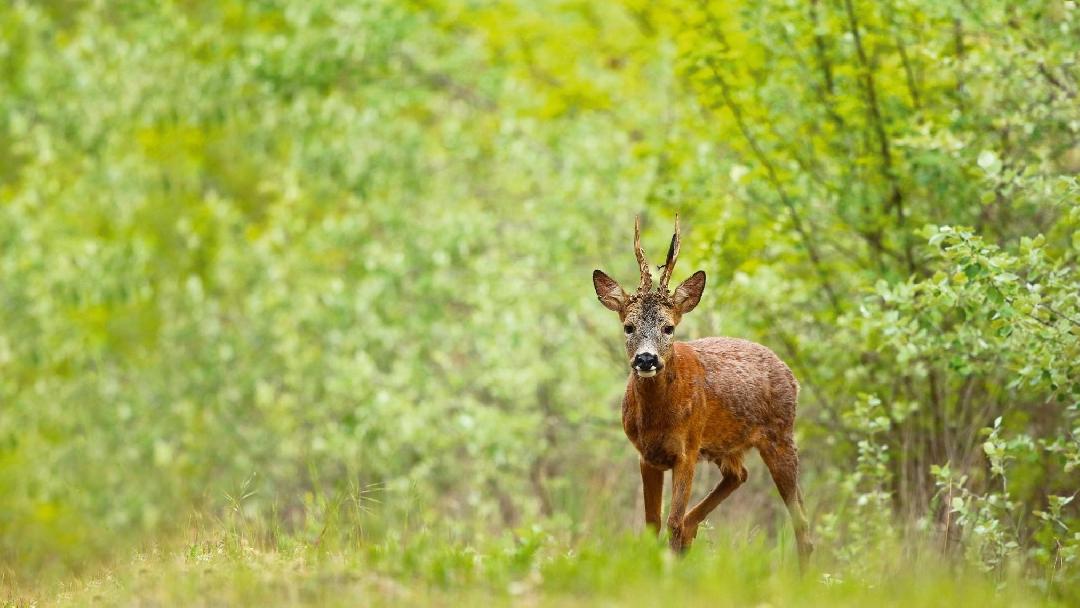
667,522,692,553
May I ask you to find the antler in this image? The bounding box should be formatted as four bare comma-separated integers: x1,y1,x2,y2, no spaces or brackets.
634,215,652,292
658,213,680,292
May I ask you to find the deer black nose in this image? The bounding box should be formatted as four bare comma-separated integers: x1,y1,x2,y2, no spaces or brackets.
633,352,660,371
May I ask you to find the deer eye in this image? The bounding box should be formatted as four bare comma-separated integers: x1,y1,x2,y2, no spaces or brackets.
623,324,635,334
663,325,675,335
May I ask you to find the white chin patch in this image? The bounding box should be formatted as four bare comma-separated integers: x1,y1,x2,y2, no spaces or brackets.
636,369,657,378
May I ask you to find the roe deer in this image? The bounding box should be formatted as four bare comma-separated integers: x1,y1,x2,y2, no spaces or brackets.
591,215,813,569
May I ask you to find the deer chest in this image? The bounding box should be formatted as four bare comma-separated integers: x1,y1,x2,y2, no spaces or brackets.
623,408,686,470
631,435,681,470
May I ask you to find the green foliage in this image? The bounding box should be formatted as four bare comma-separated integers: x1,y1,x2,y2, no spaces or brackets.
1,0,1078,603
0,0,669,585
641,0,1080,593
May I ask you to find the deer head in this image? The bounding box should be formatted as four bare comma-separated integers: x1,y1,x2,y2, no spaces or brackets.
592,215,706,378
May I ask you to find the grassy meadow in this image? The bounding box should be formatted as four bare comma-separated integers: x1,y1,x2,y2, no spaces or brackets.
1,0,1078,605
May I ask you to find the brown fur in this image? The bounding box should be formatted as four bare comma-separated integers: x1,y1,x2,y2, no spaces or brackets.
593,216,813,570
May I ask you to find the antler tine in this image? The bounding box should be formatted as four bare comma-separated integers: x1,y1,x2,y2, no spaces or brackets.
634,215,652,292
659,213,680,291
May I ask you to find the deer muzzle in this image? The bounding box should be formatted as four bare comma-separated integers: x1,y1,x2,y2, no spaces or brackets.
632,352,663,377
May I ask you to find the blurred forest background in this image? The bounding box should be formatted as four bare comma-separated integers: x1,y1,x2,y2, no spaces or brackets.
1,0,1078,604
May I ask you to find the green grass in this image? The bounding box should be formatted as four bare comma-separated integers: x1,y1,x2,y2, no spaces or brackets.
13,526,1064,607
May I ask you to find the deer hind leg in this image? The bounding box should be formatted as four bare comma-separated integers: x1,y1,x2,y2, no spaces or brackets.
758,438,814,572
639,459,664,536
682,460,748,543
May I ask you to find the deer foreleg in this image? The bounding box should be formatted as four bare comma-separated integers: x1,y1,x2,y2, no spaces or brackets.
639,459,664,535
666,455,697,552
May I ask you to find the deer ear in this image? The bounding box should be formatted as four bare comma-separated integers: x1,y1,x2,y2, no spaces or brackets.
673,270,706,314
593,269,628,312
